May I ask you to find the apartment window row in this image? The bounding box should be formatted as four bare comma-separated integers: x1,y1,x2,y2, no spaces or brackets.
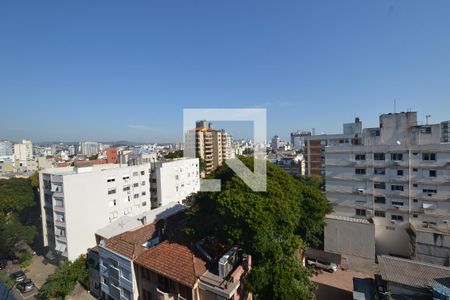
356,209,366,216
357,152,437,161
373,183,404,191
391,214,404,221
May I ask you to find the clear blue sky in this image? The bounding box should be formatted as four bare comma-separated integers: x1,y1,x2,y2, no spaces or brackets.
1,0,450,143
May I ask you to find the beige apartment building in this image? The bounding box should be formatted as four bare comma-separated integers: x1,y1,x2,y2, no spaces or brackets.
190,121,232,175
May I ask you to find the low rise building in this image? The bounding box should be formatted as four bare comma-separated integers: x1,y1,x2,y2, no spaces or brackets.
377,255,450,299
92,209,252,300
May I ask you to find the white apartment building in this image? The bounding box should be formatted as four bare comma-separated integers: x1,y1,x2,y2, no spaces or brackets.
325,112,450,266
40,163,151,261
14,139,33,161
150,158,200,208
80,141,100,157
0,140,13,157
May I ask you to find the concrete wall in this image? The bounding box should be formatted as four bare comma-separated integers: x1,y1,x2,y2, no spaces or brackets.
415,230,450,266
324,217,375,260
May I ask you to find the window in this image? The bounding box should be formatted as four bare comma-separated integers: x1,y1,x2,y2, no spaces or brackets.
133,172,139,177
391,185,404,191
375,211,386,217
374,153,385,160
413,199,418,203
107,177,115,183
422,153,436,161
420,126,432,134
423,189,437,194
374,182,386,189
391,153,403,161
413,168,418,172
391,215,404,221
374,196,386,204
175,175,179,180
142,191,146,196
141,181,146,186
123,175,130,180
133,183,139,187
386,226,396,231
356,209,366,216
430,170,437,177
134,194,139,199
141,171,145,175
413,184,418,187
355,154,366,160
122,289,131,300
121,269,131,281
374,168,385,175
397,170,404,176
371,130,381,137
123,186,130,191
142,201,147,206
355,168,366,175
392,200,404,206
108,188,116,195
413,214,418,218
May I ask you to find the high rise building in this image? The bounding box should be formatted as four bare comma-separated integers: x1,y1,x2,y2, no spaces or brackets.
271,135,281,150
14,139,33,161
186,121,232,175
324,112,450,266
80,141,100,157
0,140,13,157
39,163,151,261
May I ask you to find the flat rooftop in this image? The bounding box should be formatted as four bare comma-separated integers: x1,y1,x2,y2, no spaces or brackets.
96,201,186,239
41,163,146,176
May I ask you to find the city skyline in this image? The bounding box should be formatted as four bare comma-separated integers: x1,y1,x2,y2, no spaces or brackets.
2,0,450,142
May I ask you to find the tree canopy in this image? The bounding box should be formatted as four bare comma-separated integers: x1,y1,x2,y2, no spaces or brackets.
0,177,37,256
38,256,88,300
187,157,331,299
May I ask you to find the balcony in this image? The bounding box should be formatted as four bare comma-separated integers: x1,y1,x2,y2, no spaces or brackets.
54,219,66,226
55,235,67,242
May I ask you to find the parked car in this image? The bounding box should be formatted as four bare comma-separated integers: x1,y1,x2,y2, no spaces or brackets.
0,259,6,270
10,271,26,282
16,279,34,293
307,259,338,272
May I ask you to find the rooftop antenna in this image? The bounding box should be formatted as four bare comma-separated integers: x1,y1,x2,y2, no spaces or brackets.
394,99,397,113
426,115,431,125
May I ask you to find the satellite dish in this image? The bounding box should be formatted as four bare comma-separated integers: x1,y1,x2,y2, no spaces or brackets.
396,141,401,145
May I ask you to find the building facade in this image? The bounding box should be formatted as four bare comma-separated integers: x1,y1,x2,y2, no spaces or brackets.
187,121,232,175
290,131,312,151
0,140,13,157
150,158,200,209
14,139,33,161
325,112,450,265
39,163,151,261
92,209,252,300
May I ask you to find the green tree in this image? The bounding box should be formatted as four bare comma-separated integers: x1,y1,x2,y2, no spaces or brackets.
187,157,331,300
164,150,183,159
0,178,37,256
38,256,88,300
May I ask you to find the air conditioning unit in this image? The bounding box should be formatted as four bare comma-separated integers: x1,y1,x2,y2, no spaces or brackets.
218,247,239,278
358,188,365,193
